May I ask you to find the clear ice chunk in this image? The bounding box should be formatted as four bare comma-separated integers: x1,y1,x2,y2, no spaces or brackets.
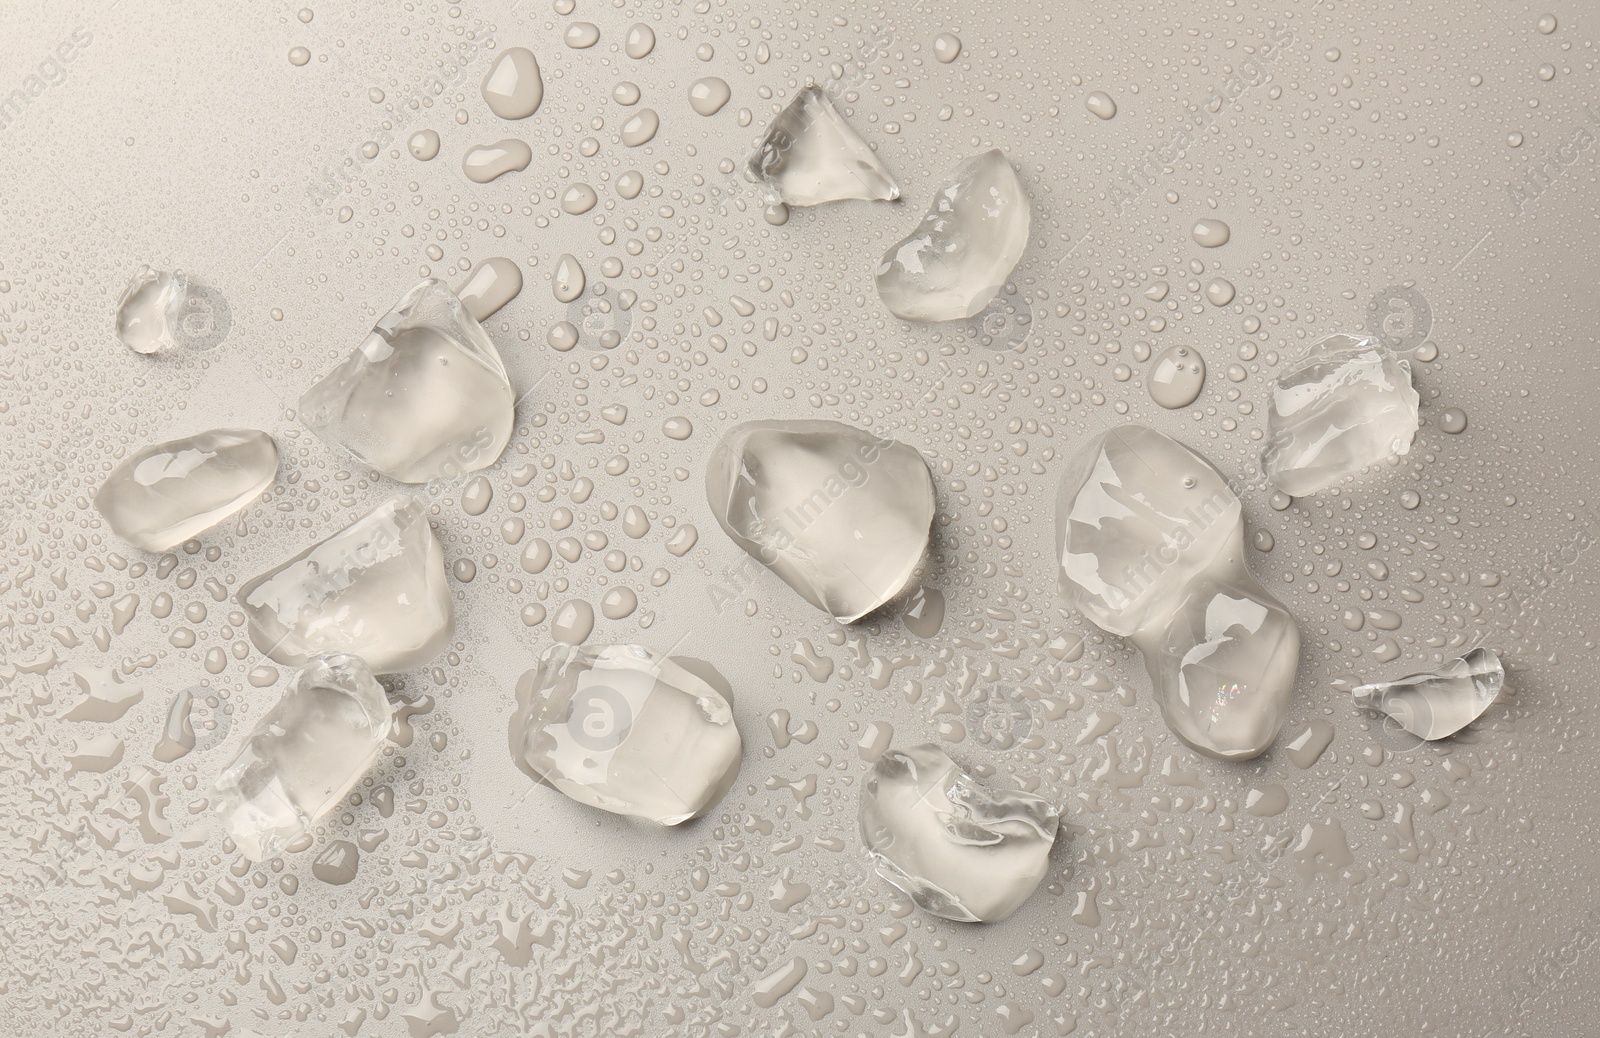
704,419,936,623
509,644,742,825
874,149,1031,322
115,265,188,354
1056,425,1300,760
213,653,392,861
859,744,1059,922
299,279,515,484
1351,647,1503,740
237,497,453,674
745,85,901,206
94,428,278,552
1262,332,1420,496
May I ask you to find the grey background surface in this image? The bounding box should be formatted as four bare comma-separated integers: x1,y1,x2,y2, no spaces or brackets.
2,1,1598,1035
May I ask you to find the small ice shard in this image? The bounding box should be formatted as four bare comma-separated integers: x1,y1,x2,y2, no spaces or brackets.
859,744,1059,922
213,654,393,861
704,419,936,623
875,149,1031,322
509,644,742,825
115,266,188,354
481,46,542,120
1262,333,1420,496
1351,648,1503,740
94,428,278,551
1056,425,1300,760
237,497,453,674
745,85,901,206
299,279,515,483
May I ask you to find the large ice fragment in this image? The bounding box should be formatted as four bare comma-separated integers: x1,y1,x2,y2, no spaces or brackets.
509,644,741,825
94,428,277,551
705,419,936,623
1056,426,1300,760
300,279,515,483
1351,647,1503,740
214,654,392,861
859,744,1059,922
115,266,188,354
1262,333,1420,496
745,85,900,206
237,497,453,673
875,149,1031,322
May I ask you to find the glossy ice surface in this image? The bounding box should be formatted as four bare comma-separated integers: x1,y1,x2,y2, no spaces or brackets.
1351,647,1504,740
299,279,515,484
705,419,936,622
745,85,900,206
859,743,1059,922
94,428,277,551
875,150,1030,322
236,497,453,673
214,654,392,861
510,644,742,824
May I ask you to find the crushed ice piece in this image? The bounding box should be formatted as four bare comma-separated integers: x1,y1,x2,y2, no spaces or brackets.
745,85,900,206
859,743,1059,922
237,496,453,674
94,428,277,551
214,654,392,861
705,419,936,623
1056,425,1300,760
1263,332,1420,496
875,149,1030,322
1351,647,1503,740
300,278,515,483
115,266,188,354
509,644,742,825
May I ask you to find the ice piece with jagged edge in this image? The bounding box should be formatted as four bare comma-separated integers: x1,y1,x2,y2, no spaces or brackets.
115,266,188,354
1262,332,1420,496
94,428,278,551
1056,425,1300,760
859,743,1059,922
746,85,900,206
705,419,936,623
213,653,392,861
874,149,1031,322
1351,647,1503,740
236,497,453,673
510,644,741,825
299,279,515,483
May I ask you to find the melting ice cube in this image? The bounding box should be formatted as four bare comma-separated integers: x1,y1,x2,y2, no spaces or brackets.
859,744,1059,922
115,266,189,354
237,497,453,674
1056,426,1300,760
745,85,901,206
875,149,1031,322
214,653,392,861
509,644,742,825
704,419,936,623
299,279,515,484
1351,647,1503,740
1262,333,1420,496
94,428,278,552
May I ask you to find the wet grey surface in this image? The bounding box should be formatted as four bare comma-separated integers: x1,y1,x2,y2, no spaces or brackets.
2,1,1599,1035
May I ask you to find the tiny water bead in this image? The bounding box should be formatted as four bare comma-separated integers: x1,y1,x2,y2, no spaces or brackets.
1537,13,1558,33
1439,408,1468,434
288,46,311,66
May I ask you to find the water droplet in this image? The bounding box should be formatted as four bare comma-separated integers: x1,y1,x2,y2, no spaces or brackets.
1438,407,1468,434
481,47,543,120
1205,277,1235,306
552,254,586,303
463,139,533,183
1148,346,1206,409
564,22,600,49
1085,91,1117,119
620,109,659,146
288,46,311,66
455,257,523,321
933,33,961,63
663,416,693,440
408,129,441,161
689,77,731,116
1537,13,1558,33
561,183,598,214
1192,218,1231,247
624,23,656,58
550,600,595,643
